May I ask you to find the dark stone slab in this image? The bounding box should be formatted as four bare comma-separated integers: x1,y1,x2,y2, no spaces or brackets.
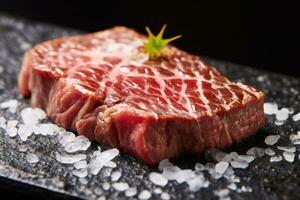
0,13,300,200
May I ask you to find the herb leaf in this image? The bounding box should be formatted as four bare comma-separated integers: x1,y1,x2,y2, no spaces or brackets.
144,25,181,59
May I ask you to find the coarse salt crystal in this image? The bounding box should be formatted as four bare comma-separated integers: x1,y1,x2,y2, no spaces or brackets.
161,192,170,200
7,120,18,127
72,168,88,178
149,172,168,186
96,148,119,164
125,187,137,197
265,148,275,156
154,188,162,194
237,155,255,163
246,147,265,158
26,153,39,163
21,107,46,125
283,152,295,162
18,145,28,152
138,190,151,200
64,135,91,153
18,124,33,141
0,117,6,129
292,113,300,122
215,161,229,174
276,108,290,121
102,182,110,190
74,160,87,169
0,99,18,113
270,155,282,162
58,131,76,146
264,102,278,115
228,183,237,190
230,160,249,169
112,182,129,191
162,166,181,180
277,146,296,153
111,171,122,182
158,159,173,170
174,169,195,184
55,153,86,164
264,135,280,145
214,189,230,198
186,174,209,191
104,161,117,168
7,127,17,137
289,132,300,145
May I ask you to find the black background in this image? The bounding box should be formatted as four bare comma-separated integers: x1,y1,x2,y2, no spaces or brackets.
0,0,299,77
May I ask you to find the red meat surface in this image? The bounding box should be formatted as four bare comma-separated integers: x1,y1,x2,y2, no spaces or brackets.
19,27,265,164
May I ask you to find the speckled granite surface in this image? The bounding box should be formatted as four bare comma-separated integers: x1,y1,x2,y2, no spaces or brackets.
0,13,300,200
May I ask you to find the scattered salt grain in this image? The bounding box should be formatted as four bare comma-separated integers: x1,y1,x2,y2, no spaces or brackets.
58,131,76,146
270,155,283,162
104,161,117,168
154,188,162,194
238,185,253,193
64,135,91,153
125,187,137,197
174,169,195,184
214,189,230,199
18,124,33,141
162,166,181,180
138,190,151,200
7,127,17,137
21,107,46,125
215,161,229,174
96,148,119,164
149,172,168,186
74,160,87,169
158,159,173,170
186,174,209,191
230,160,249,169
277,146,296,153
112,182,129,191
102,168,112,177
274,120,284,126
88,159,103,175
264,102,278,115
237,155,255,163
102,182,110,190
289,132,300,145
34,123,60,136
292,113,300,122
55,153,86,164
264,135,280,145
265,148,275,156
276,108,290,121
26,153,39,163
246,147,265,158
228,183,237,190
161,192,170,200
72,168,88,178
283,152,295,162
18,145,28,152
0,117,6,129
0,99,18,113
7,120,18,127
111,171,122,182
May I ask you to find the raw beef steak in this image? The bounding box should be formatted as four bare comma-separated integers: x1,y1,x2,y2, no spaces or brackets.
19,27,265,164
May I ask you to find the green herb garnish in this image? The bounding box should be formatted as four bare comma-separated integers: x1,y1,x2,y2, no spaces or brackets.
144,24,181,60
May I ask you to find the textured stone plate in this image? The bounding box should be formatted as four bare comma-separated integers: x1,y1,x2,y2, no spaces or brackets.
0,13,300,200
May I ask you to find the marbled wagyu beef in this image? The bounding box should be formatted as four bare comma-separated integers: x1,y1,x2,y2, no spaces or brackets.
19,27,265,164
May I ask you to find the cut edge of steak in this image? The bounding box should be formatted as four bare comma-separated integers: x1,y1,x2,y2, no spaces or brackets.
19,26,265,165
